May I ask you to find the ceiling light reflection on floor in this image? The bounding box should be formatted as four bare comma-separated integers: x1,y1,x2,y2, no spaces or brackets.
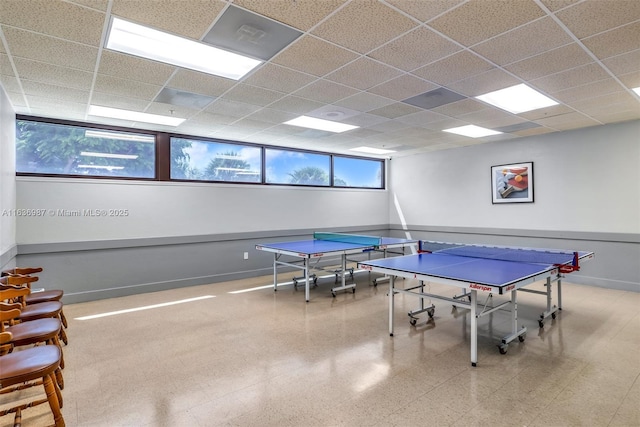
74,295,215,320
352,362,390,393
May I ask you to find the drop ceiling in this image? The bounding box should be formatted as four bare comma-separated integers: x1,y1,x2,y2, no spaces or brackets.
0,0,638,158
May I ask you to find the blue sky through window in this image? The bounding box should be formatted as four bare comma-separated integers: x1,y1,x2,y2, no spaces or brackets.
265,149,329,184
334,157,382,188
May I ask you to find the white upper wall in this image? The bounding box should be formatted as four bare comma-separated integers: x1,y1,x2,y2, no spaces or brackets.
13,120,640,245
389,120,640,234
0,85,17,255
15,178,389,243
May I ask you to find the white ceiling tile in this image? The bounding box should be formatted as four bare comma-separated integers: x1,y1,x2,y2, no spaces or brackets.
428,0,545,46
311,0,418,54
111,0,226,39
2,0,636,158
325,57,403,90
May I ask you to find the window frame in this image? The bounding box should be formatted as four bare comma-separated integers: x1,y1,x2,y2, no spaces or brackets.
16,115,160,182
332,154,385,189
264,146,332,188
168,134,263,184
16,115,386,190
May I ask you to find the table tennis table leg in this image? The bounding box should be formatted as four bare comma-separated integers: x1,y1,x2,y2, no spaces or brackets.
373,249,388,286
389,276,395,337
498,290,527,354
546,276,552,315
305,258,310,302
341,253,346,290
471,289,477,367
331,254,356,297
511,290,518,334
539,276,561,327
273,254,278,292
557,274,563,310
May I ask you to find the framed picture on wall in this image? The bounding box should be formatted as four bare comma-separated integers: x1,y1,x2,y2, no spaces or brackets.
491,162,534,204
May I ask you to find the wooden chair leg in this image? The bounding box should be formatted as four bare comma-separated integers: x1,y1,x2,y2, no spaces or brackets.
51,372,63,409
14,409,22,427
55,367,64,391
59,310,68,329
43,372,65,426
50,335,65,370
59,327,68,346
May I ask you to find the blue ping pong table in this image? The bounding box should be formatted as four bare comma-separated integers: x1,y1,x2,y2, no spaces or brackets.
255,232,418,302
358,241,594,366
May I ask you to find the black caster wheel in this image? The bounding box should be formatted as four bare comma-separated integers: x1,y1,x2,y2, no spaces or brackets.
538,320,544,328
518,334,526,342
499,345,508,355
427,310,435,318
352,288,356,294
410,318,417,326
331,292,336,298
551,313,556,319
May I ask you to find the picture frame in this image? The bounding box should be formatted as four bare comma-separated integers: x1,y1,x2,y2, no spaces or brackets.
491,162,534,204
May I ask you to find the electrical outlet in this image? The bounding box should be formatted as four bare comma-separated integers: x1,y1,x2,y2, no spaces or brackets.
243,252,248,260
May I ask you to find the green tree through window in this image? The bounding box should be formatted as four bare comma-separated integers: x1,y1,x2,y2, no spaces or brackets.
288,166,329,185
204,152,257,182
16,120,155,178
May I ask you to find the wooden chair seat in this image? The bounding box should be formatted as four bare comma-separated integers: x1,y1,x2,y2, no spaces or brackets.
1,308,65,386
17,301,63,322
2,267,44,276
18,302,68,346
1,287,68,346
0,345,60,384
1,270,68,329
0,345,65,427
5,318,65,367
6,318,61,347
26,289,64,304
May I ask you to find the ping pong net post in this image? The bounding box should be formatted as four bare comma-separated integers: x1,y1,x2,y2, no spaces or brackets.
313,232,382,247
555,252,580,273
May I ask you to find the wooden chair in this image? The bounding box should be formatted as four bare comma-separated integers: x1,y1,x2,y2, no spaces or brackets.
1,303,65,388
0,284,68,346
1,268,67,329
0,331,65,427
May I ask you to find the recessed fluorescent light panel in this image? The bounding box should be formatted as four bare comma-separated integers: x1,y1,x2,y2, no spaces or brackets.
350,146,396,155
88,105,185,126
632,87,640,96
476,84,558,114
77,164,125,171
443,125,503,138
284,116,359,133
80,151,139,160
106,17,262,80
84,130,155,143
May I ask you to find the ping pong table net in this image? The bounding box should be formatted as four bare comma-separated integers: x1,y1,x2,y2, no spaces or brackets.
313,232,382,246
418,241,581,273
